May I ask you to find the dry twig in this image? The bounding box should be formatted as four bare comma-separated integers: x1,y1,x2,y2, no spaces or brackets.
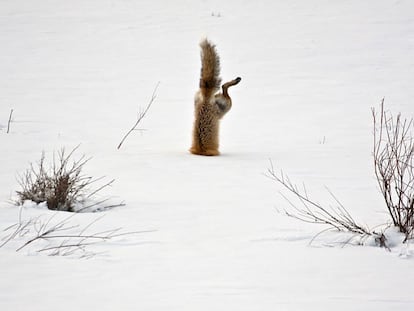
7,109,13,133
117,82,160,150
267,160,372,236
1,210,155,257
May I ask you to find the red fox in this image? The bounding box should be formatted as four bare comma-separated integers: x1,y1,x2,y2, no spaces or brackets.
189,39,241,156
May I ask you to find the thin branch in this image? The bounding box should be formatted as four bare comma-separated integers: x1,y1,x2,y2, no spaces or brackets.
1,210,154,257
117,82,160,150
7,109,13,133
267,161,373,238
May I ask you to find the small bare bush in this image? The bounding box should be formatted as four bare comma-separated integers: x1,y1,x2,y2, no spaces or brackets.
0,207,154,258
267,162,386,247
373,100,414,241
268,100,414,250
16,147,123,212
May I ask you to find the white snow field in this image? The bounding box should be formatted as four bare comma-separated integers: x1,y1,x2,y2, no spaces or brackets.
1,0,414,310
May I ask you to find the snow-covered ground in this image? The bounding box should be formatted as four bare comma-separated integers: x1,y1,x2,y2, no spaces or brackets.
1,0,414,310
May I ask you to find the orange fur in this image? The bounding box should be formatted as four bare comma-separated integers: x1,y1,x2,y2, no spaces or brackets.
190,39,241,156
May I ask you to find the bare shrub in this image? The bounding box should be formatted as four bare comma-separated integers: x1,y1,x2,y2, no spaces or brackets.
268,100,414,250
267,161,387,247
1,207,154,258
373,99,414,241
16,146,123,212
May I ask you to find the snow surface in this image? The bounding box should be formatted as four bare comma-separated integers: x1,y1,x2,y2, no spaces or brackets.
1,0,414,310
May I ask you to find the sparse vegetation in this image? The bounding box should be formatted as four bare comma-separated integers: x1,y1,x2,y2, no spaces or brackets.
373,99,414,241
117,82,160,150
269,100,414,248
16,146,123,212
267,161,387,247
7,109,13,133
0,207,154,258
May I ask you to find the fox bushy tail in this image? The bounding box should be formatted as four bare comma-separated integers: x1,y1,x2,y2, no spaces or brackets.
199,39,221,98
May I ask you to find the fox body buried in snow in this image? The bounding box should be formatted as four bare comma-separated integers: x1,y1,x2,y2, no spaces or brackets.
190,39,241,156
